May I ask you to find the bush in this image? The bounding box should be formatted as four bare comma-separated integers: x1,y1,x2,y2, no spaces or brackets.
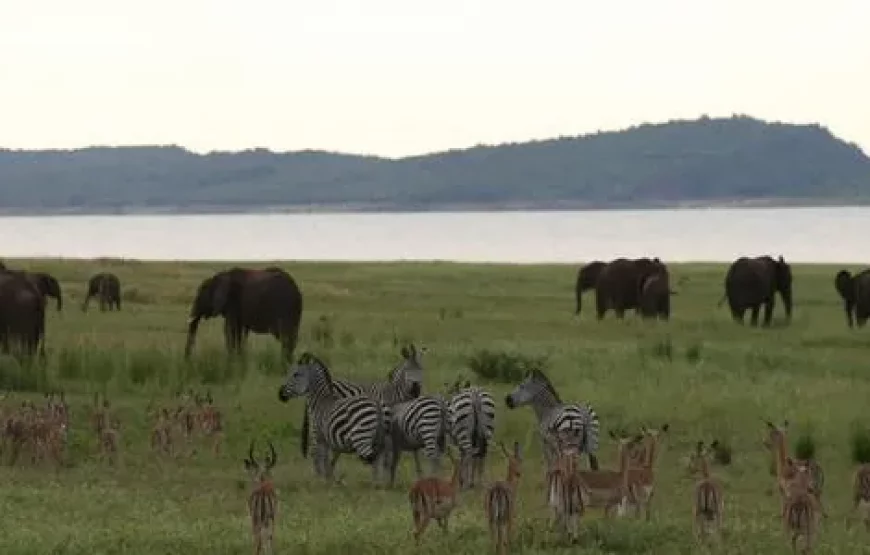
793,432,817,460
468,349,548,384
850,424,870,464
710,439,732,466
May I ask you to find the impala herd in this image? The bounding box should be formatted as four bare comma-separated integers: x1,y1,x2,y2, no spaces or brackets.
2,378,869,554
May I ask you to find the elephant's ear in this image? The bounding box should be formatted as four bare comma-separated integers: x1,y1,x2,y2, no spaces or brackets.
212,272,240,314
835,270,855,303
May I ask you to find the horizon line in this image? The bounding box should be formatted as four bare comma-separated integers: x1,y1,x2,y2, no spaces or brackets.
0,113,859,160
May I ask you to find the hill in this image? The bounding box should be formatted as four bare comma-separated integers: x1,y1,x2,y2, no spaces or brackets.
1,115,869,214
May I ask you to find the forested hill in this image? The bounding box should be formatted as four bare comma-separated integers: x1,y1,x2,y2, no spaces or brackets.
1,115,869,214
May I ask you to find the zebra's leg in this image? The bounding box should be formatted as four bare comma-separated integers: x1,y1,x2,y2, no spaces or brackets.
588,452,599,471
413,448,425,477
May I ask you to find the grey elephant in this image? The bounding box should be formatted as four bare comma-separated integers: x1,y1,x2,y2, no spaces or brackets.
720,255,792,326
0,271,46,359
638,268,674,320
595,257,668,320
184,266,304,360
0,268,62,311
834,269,870,328
574,261,606,315
82,272,122,312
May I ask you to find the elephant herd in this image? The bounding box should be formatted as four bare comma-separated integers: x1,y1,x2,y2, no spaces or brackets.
575,255,869,329
0,262,306,363
0,263,123,358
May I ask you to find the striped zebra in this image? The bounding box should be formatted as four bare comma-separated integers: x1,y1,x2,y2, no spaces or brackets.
278,353,386,481
299,343,426,477
443,378,496,489
505,368,600,471
384,394,450,487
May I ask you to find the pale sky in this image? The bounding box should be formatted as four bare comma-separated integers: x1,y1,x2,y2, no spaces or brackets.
0,0,868,158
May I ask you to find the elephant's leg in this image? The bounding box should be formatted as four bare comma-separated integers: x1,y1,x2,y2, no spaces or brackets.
762,297,776,327
595,292,607,320
615,307,626,319
749,305,760,327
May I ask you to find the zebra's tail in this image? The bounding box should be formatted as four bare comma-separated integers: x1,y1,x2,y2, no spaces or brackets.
371,401,389,464
437,397,449,453
471,393,488,459
300,401,310,459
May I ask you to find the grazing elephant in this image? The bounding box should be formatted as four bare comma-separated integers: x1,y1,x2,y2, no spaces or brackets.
0,269,62,311
834,268,870,328
184,267,304,360
82,272,122,312
574,261,606,315
595,257,667,320
721,255,792,327
638,268,674,320
0,271,46,359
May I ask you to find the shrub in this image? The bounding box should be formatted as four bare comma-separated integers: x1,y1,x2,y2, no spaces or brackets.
850,424,870,464
468,349,548,384
793,432,817,460
710,439,732,466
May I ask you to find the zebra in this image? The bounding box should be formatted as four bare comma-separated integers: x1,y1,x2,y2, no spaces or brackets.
299,343,426,480
443,377,496,489
278,352,386,481
383,394,450,487
504,368,600,471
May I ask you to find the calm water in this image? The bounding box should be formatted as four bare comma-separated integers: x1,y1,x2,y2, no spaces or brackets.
0,207,866,264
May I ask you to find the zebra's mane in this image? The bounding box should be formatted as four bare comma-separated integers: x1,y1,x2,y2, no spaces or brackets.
529,368,561,403
297,352,335,386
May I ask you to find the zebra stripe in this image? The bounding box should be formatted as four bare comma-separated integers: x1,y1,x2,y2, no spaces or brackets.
279,353,386,479
443,381,496,489
384,395,449,486
300,344,425,461
504,369,600,470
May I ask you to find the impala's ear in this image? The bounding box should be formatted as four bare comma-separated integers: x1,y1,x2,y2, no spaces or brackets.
661,423,670,432
498,441,510,458
513,441,522,460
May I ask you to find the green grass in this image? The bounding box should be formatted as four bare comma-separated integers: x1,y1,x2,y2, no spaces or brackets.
0,258,868,554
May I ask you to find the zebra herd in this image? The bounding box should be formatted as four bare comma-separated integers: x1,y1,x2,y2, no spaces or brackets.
277,343,601,490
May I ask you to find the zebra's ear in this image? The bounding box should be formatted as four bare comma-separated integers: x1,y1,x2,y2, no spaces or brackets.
400,345,411,359
463,380,471,389
498,441,510,459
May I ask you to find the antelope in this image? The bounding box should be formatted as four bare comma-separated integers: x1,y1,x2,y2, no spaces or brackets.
853,462,870,530
408,447,464,544
198,391,224,455
576,433,644,518
689,441,724,543
783,460,817,554
244,440,278,555
484,441,523,554
622,423,669,520
546,433,585,543
150,407,174,456
764,420,826,519
91,393,120,465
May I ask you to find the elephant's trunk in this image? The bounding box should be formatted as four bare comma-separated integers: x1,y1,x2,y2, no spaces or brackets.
782,289,793,322
575,287,582,315
184,315,201,359
55,293,62,312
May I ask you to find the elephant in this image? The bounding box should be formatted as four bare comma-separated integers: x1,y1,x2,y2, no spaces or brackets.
638,268,675,320
184,267,304,360
574,261,606,315
0,269,62,311
720,255,792,327
0,271,46,359
834,268,870,328
82,272,122,312
594,257,668,320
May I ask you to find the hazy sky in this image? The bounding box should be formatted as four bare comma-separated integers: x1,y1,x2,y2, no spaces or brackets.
1,0,868,158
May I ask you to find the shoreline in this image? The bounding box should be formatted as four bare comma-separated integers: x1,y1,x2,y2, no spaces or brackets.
0,197,867,217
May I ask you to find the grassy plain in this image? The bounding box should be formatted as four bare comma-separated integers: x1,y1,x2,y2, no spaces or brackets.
0,258,869,554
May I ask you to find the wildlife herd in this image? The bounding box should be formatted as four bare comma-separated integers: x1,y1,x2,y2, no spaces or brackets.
1,255,869,554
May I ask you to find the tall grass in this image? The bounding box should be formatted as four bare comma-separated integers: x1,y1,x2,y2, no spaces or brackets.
0,258,868,554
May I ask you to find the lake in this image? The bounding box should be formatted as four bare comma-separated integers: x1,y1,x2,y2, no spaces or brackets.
0,207,866,264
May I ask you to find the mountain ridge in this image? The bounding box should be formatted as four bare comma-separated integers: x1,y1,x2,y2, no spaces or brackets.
1,115,868,214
